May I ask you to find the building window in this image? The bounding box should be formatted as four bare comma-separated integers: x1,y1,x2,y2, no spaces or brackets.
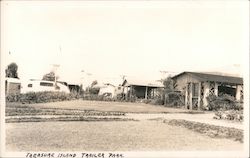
28,84,33,87
192,83,199,97
40,82,53,87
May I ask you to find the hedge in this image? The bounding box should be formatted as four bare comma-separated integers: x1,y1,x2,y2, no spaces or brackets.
207,94,243,111
6,91,81,103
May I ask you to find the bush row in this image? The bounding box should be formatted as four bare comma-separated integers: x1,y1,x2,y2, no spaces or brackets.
82,93,137,102
142,92,185,108
6,91,81,103
207,94,243,111
214,110,243,122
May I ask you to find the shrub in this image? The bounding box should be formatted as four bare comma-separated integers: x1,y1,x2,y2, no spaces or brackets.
214,110,243,122
142,99,152,104
83,94,103,101
207,94,243,111
88,87,100,95
164,91,185,107
150,99,164,105
115,93,126,101
6,91,80,103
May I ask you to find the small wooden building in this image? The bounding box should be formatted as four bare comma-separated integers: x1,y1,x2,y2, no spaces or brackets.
172,72,243,110
5,77,21,94
122,79,164,100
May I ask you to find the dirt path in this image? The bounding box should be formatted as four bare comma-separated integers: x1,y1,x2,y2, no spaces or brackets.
6,113,243,130
126,113,244,130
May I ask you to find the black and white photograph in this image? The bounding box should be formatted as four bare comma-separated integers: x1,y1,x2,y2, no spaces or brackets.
0,0,249,158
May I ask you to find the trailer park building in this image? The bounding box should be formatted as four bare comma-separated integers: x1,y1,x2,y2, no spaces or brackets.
122,79,164,100
5,77,21,94
172,72,243,110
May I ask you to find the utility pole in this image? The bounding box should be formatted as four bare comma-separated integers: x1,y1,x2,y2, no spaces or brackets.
52,45,61,86
120,74,127,100
52,64,60,85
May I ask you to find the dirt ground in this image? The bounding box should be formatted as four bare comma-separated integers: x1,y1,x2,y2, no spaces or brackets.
5,100,244,151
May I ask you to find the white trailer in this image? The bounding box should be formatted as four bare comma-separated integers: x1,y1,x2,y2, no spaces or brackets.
22,80,70,94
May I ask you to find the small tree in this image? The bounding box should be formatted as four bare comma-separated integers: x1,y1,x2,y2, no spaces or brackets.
5,62,19,78
163,76,175,93
91,80,98,87
163,76,184,106
89,80,100,95
42,71,58,81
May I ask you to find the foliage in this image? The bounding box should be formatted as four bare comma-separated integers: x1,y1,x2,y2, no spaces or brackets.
165,91,185,107
214,110,243,122
88,87,100,95
83,94,114,101
149,99,164,105
161,76,184,107
166,119,243,143
6,91,81,103
116,93,126,101
5,62,19,78
163,76,176,93
42,71,57,81
86,80,100,95
91,80,98,87
207,94,243,111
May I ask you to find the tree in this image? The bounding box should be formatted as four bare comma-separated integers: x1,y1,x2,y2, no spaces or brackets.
89,80,100,94
163,76,175,93
5,62,19,78
162,76,184,106
42,71,58,81
91,80,98,87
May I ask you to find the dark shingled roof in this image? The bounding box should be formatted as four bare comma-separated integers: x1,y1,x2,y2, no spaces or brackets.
172,72,243,85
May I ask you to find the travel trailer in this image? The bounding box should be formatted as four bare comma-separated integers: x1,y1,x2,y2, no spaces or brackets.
23,80,70,93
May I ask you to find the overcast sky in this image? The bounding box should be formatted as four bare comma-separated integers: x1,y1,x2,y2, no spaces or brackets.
1,1,248,85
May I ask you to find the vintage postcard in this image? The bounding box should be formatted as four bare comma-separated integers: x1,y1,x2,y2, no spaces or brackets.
0,0,249,158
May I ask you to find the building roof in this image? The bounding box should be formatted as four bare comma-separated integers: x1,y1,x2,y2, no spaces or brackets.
6,77,21,83
172,71,243,85
92,83,115,89
122,79,164,88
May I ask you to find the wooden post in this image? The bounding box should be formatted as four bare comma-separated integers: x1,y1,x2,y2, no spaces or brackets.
214,82,218,96
189,83,193,110
236,85,242,101
125,86,128,100
6,81,9,94
198,82,201,110
145,86,148,99
185,84,188,109
130,85,133,100
203,82,210,108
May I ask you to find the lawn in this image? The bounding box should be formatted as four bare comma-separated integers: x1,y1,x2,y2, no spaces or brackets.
6,100,198,114
5,100,244,151
6,121,243,151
